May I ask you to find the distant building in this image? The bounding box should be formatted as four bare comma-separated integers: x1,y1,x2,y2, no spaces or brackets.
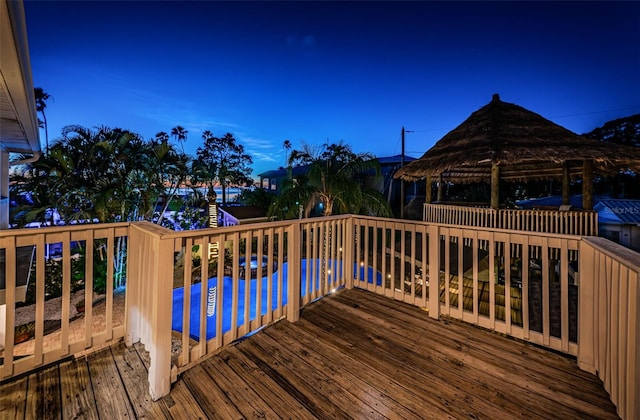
218,204,268,226
594,199,640,252
257,166,307,194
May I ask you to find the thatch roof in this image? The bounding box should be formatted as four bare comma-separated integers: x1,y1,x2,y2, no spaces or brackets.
394,94,640,183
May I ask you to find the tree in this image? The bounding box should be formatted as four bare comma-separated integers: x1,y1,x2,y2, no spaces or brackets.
236,187,277,210
268,141,392,219
171,125,188,153
583,114,640,147
34,87,52,155
10,125,190,225
154,131,170,145
195,132,254,205
584,114,640,198
283,139,292,167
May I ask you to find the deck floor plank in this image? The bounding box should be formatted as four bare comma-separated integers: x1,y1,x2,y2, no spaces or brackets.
237,332,359,419
86,347,136,419
0,375,27,419
131,342,207,419
0,287,620,419
278,319,460,419
303,296,539,419
251,329,389,419
221,346,317,419
336,289,618,416
264,320,447,419
159,380,207,420
181,364,244,419
59,358,99,420
111,342,170,419
350,289,601,383
200,351,284,419
25,365,61,420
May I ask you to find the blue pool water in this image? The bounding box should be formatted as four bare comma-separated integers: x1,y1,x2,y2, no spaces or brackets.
171,259,383,341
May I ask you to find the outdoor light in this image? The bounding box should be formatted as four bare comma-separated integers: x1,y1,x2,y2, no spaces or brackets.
360,261,364,266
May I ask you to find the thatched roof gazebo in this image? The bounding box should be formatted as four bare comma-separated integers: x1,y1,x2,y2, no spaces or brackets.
395,94,640,210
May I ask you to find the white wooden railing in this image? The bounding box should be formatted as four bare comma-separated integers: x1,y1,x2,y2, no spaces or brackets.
578,237,639,420
0,223,129,379
351,216,638,420
127,216,352,399
424,203,598,236
1,216,636,418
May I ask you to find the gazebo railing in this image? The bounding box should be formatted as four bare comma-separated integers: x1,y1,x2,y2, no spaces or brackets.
423,203,598,236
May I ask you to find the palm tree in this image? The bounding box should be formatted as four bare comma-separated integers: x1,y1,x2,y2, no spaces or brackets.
268,141,392,219
154,131,170,145
196,132,253,205
34,87,51,155
283,139,292,167
171,126,188,153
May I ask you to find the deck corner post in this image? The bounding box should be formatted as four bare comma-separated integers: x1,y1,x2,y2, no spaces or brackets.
344,216,355,290
427,223,440,319
147,231,174,400
287,222,302,322
125,224,141,347
577,239,596,374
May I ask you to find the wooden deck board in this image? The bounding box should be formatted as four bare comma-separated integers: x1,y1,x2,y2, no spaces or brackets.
111,342,170,419
0,375,27,419
218,347,317,418
329,290,618,418
25,365,61,420
0,287,620,419
303,297,536,419
59,358,99,420
87,347,137,419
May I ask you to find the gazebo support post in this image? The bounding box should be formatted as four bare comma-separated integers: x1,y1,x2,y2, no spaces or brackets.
437,173,443,202
582,159,594,210
425,174,432,203
491,162,500,209
562,161,570,206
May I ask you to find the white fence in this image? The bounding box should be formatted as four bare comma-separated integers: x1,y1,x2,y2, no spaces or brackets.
424,203,598,236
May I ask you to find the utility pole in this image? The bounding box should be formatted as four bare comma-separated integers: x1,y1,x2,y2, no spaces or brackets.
400,126,413,218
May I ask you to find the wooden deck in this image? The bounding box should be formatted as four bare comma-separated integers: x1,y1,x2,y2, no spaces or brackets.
0,288,618,419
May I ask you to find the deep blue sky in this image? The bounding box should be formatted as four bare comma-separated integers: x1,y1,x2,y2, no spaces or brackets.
24,1,640,178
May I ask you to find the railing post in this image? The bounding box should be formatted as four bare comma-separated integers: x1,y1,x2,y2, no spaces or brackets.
344,216,354,289
127,222,174,401
149,232,174,400
428,224,440,319
577,239,596,374
287,222,301,322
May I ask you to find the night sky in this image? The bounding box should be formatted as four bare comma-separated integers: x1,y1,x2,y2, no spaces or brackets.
24,1,640,177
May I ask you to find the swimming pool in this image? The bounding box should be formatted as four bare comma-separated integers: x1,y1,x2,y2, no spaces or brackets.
171,259,382,341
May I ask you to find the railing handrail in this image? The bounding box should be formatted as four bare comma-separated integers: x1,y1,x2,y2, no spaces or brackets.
582,236,640,272
424,202,597,213
147,214,354,240
0,221,131,238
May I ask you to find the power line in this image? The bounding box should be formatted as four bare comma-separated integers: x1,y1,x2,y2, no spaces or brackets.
550,106,640,119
